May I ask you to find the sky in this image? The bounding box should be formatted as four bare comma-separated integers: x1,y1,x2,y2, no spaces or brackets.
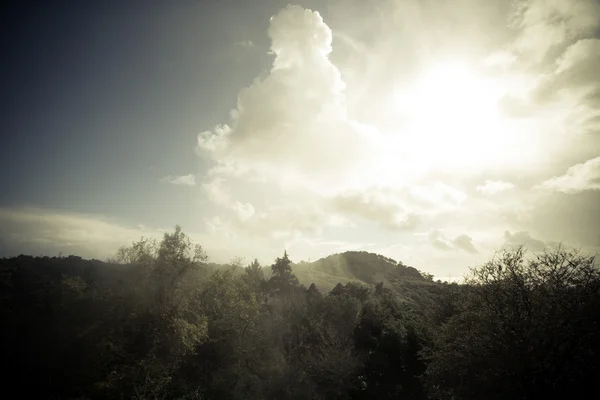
1,0,599,279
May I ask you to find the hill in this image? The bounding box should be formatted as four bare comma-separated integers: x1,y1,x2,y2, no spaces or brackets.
290,251,423,290
286,251,446,308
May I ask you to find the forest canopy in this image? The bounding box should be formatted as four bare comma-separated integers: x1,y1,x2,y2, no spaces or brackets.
1,226,599,400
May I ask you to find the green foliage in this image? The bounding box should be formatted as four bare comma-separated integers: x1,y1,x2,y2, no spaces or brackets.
424,245,600,400
90,226,210,399
244,258,265,286
292,251,427,296
269,250,300,296
2,234,598,400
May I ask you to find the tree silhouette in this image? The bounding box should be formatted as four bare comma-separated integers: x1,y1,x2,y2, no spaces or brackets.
269,250,300,296
424,245,600,400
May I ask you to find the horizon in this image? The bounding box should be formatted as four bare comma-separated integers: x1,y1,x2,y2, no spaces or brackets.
0,242,556,284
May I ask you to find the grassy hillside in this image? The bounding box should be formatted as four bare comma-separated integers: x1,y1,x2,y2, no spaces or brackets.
290,251,421,288
286,251,448,309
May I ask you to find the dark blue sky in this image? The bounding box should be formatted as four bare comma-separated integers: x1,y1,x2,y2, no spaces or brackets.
1,0,312,225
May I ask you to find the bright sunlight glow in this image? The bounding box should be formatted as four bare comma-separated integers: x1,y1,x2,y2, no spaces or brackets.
393,61,511,171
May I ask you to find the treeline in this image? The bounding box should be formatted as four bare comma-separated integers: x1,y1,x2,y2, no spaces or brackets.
1,226,599,399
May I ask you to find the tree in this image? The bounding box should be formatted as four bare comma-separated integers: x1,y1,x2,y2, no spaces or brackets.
99,226,209,399
306,283,322,301
424,245,600,400
244,258,265,286
351,288,427,400
269,251,300,296
188,267,278,399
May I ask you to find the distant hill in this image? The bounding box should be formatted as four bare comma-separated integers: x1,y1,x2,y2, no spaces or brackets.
286,251,421,291
283,251,448,309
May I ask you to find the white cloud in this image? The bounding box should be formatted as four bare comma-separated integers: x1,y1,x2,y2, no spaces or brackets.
201,178,258,225
238,203,326,240
476,180,515,195
429,230,453,251
510,0,600,64
235,40,255,48
232,201,255,222
328,181,470,232
532,38,600,105
504,230,546,252
535,157,600,193
331,190,419,231
197,125,231,153
160,174,196,186
504,9,600,139
453,234,478,254
427,230,479,253
408,182,467,213
556,38,600,77
482,51,517,69
196,5,384,195
201,177,231,205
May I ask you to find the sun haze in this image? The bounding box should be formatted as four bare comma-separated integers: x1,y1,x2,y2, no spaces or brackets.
392,60,509,170
2,0,600,279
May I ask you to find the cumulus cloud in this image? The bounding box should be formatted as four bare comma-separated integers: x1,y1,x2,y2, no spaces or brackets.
202,177,231,205
536,157,600,193
331,190,419,231
232,201,255,222
408,183,468,212
532,38,600,106
510,0,600,64
160,174,196,186
476,180,515,195
194,5,478,246
504,230,546,252
453,234,478,253
429,230,453,251
483,51,517,69
328,181,470,232
201,177,257,225
427,230,479,253
243,204,326,239
524,190,600,248
201,202,329,248
505,2,600,135
483,0,599,137
196,5,383,194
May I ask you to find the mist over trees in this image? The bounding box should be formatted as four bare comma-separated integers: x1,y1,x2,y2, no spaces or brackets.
1,226,599,399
